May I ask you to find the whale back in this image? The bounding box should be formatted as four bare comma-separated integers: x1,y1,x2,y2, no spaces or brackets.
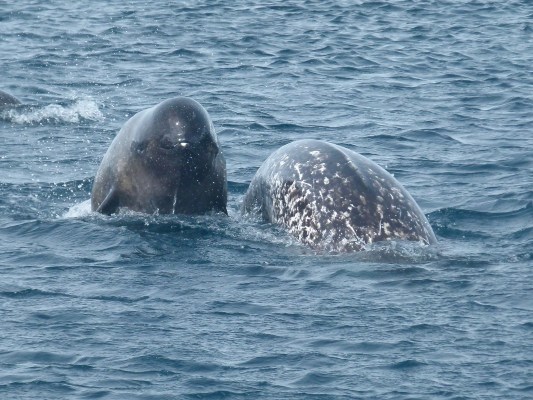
0,90,21,107
243,139,436,251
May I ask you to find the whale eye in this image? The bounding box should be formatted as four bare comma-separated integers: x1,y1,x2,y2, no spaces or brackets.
160,136,176,150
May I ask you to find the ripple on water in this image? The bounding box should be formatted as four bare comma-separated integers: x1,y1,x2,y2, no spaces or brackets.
1,1,531,399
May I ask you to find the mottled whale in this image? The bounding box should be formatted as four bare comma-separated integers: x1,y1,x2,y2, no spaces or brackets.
91,97,227,215
242,139,436,251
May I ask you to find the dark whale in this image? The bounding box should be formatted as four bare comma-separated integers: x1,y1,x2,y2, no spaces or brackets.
242,139,436,252
91,97,227,215
0,90,21,107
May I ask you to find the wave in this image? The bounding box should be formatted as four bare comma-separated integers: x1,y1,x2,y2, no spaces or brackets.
1,98,103,124
63,200,92,218
429,203,533,235
0,179,93,219
5,177,527,263
401,128,462,143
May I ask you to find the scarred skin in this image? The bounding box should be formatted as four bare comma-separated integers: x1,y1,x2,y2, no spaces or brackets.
242,139,436,252
91,97,227,215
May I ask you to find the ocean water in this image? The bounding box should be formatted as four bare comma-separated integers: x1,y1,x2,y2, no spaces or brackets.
1,1,532,399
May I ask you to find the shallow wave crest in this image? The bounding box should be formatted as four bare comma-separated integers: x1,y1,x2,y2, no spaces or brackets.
2,98,103,124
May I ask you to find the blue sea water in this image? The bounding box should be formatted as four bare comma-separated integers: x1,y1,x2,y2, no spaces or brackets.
1,0,532,398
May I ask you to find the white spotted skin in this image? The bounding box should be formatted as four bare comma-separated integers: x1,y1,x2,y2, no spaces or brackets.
242,139,436,252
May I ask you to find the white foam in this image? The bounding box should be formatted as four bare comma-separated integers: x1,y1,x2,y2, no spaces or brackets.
63,199,92,218
4,99,103,124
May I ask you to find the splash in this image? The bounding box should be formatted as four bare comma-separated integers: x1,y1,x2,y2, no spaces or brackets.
63,199,92,218
2,99,103,124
